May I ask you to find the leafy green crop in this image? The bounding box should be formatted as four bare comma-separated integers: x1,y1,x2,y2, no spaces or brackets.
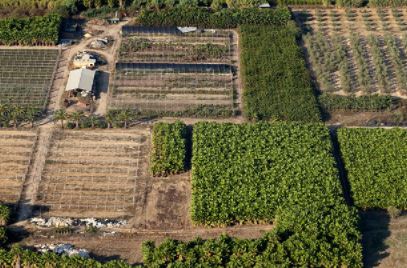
0,205,10,226
0,14,61,46
240,23,321,122
151,121,188,176
338,128,407,209
192,122,344,225
145,122,363,267
137,7,291,28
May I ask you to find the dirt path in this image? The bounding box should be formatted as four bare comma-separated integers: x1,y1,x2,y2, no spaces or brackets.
17,126,54,221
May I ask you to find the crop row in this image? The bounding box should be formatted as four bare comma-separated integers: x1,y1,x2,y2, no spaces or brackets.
0,14,61,46
138,7,291,28
150,122,187,176
305,33,407,95
281,0,407,6
240,23,320,122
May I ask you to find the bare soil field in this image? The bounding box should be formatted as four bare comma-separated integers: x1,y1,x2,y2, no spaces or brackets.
0,130,37,205
35,128,150,218
19,223,274,264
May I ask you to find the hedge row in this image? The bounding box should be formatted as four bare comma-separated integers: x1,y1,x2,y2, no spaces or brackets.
240,23,320,122
338,128,407,209
319,93,398,112
169,122,363,266
277,0,407,6
0,14,61,45
137,6,292,28
0,246,137,268
150,122,188,176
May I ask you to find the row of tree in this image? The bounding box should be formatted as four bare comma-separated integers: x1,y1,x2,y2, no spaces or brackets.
52,109,138,129
0,104,41,128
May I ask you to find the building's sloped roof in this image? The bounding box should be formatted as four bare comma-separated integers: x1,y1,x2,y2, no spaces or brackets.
65,68,96,92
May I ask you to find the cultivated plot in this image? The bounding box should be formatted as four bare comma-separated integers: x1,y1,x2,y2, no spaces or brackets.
36,129,150,218
120,26,233,64
110,63,234,117
0,49,60,109
294,8,407,98
0,130,37,204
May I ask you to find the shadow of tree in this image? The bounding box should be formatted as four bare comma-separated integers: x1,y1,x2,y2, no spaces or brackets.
360,210,391,268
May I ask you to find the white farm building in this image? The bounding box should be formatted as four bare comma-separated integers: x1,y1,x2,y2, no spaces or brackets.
65,68,96,97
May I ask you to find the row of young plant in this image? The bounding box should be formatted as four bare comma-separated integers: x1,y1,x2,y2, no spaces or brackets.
241,23,320,122
0,14,61,46
52,109,138,129
279,0,407,7
150,121,188,176
186,122,362,266
338,128,407,210
319,93,399,111
305,32,407,95
0,104,42,128
137,6,291,28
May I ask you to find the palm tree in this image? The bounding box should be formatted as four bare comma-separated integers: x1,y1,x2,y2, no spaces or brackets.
9,105,25,129
87,115,99,129
24,107,41,128
69,111,84,129
105,111,116,129
53,109,68,129
118,109,134,129
0,104,10,128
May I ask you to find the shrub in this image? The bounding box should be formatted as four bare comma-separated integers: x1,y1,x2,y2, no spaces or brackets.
151,121,188,176
338,128,407,209
0,205,10,226
319,93,398,112
0,227,6,246
240,23,320,122
336,0,365,7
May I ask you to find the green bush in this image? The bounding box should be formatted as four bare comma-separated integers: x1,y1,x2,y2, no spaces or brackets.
336,0,365,6
0,227,6,246
319,93,398,112
137,6,291,28
0,14,61,46
151,121,188,176
0,205,10,226
369,0,407,7
240,23,320,121
338,128,407,209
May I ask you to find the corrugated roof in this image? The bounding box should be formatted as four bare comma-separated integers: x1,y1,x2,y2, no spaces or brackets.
116,63,232,73
65,68,96,92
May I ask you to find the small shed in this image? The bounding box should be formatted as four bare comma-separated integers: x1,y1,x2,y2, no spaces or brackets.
65,68,96,97
73,52,97,68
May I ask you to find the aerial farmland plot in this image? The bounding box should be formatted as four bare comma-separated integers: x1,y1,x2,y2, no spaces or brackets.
0,130,37,205
294,8,407,98
0,49,60,110
35,128,150,218
109,26,238,117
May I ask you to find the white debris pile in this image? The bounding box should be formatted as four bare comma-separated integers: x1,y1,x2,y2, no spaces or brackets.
31,217,72,227
30,217,127,228
34,244,90,258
